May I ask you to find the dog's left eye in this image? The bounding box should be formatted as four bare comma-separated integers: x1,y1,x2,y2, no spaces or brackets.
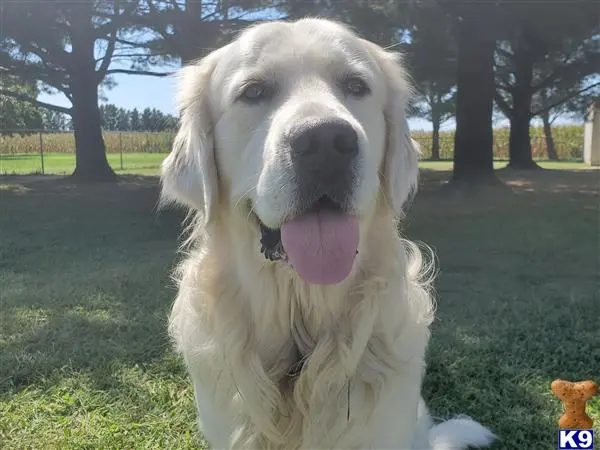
342,77,370,97
240,82,271,103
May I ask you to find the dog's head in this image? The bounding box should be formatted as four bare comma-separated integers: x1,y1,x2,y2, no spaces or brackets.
161,18,419,285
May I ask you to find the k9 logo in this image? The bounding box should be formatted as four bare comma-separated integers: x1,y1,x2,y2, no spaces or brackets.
558,429,594,450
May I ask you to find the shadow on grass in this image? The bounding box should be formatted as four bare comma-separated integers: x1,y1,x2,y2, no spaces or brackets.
419,167,600,197
406,173,599,449
0,176,187,395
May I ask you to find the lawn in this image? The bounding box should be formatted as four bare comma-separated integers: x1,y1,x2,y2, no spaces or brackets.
1,170,598,449
0,152,166,176
1,151,596,176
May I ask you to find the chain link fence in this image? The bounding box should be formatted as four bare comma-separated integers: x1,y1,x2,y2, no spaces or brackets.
0,127,585,175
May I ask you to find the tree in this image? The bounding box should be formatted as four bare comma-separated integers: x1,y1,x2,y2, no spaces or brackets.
99,103,177,131
448,5,499,185
162,113,178,130
141,107,154,131
41,110,72,131
533,80,600,160
419,0,515,186
410,87,456,160
116,107,131,131
493,1,600,169
0,1,169,181
404,6,457,161
130,108,141,131
100,104,122,131
284,0,401,44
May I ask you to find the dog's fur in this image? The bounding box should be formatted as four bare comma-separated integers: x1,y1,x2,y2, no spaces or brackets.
160,18,495,449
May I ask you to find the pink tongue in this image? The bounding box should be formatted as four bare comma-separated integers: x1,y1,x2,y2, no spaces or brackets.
281,210,359,285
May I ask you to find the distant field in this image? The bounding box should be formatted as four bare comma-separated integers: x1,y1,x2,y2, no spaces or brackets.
1,152,595,176
1,125,585,160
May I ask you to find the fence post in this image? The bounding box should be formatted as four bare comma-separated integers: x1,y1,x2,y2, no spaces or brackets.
39,131,45,175
119,132,123,170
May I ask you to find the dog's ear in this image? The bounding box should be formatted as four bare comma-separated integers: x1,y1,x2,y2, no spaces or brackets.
160,49,224,224
368,45,420,217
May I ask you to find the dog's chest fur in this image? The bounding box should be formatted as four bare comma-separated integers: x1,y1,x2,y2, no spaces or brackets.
171,225,433,449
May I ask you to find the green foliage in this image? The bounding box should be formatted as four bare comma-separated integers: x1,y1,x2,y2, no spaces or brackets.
404,6,457,127
98,104,177,131
136,0,284,64
130,108,141,131
494,0,600,120
0,79,71,134
0,80,43,134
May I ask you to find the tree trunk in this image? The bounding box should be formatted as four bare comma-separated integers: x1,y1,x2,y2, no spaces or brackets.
451,16,498,185
179,0,207,64
70,83,116,182
507,34,539,170
69,3,116,182
431,108,441,161
541,110,559,160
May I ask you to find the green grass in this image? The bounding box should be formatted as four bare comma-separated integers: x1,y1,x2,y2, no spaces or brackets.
0,152,166,176
1,171,599,449
1,152,597,176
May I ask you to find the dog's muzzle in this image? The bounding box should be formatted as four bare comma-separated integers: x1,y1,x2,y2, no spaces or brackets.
288,118,359,210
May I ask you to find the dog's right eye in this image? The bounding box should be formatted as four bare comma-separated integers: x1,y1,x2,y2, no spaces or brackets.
239,82,271,103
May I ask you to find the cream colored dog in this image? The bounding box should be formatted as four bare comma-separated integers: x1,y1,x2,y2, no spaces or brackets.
161,18,494,450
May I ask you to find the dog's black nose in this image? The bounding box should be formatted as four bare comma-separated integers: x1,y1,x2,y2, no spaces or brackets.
289,119,359,160
287,119,359,208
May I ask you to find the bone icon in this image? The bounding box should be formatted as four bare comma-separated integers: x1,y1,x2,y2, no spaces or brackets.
551,379,598,429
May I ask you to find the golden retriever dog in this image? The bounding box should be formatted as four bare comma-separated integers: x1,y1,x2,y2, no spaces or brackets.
160,18,495,450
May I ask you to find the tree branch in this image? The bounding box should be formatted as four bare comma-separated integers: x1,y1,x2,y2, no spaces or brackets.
2,64,69,94
113,37,155,49
96,33,117,80
104,69,173,77
531,81,600,117
94,1,141,38
494,91,513,117
0,89,72,114
532,50,582,92
97,53,167,61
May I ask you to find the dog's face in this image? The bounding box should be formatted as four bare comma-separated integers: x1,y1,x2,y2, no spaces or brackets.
161,19,419,284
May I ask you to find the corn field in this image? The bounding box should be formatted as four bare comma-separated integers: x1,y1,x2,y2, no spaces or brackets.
412,125,585,160
0,131,176,155
0,125,585,160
